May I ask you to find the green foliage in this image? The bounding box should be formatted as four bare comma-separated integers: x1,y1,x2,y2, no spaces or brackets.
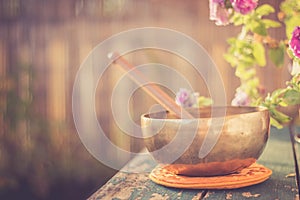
268,42,285,67
221,0,300,128
285,17,300,40
283,89,300,105
261,89,291,129
197,96,213,107
225,36,267,69
249,21,267,36
261,19,281,29
280,0,300,39
253,41,266,66
231,4,280,36
288,73,300,91
259,73,300,128
255,4,275,16
210,0,300,128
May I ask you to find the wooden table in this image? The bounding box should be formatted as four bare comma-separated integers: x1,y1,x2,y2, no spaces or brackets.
89,127,299,200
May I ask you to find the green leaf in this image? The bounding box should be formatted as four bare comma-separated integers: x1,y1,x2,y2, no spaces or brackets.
289,72,300,90
255,4,275,16
283,89,300,105
262,19,281,28
285,16,300,39
253,42,266,66
279,101,288,107
231,13,244,26
280,0,300,39
239,54,256,64
270,117,283,129
280,0,300,14
249,21,267,36
197,96,213,107
268,43,285,67
235,67,256,80
287,47,295,59
246,77,259,88
270,108,291,124
271,88,286,99
227,37,237,45
223,53,237,67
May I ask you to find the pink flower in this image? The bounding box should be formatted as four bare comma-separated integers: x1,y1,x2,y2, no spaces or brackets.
175,88,197,107
230,0,258,15
209,0,230,26
231,90,251,106
289,26,300,59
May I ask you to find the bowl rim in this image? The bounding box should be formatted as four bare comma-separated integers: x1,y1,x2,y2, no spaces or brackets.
141,106,269,121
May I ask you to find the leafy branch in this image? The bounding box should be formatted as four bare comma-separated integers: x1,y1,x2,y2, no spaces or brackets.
219,0,300,128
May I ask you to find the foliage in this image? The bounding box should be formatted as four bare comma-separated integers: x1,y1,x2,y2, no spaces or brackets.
209,0,300,128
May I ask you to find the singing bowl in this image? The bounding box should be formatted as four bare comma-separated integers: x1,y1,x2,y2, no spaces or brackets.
141,106,270,176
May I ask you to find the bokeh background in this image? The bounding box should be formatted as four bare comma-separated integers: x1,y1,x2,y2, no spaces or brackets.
0,0,291,199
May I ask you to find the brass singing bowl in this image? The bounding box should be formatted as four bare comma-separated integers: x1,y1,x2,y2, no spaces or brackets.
141,106,270,176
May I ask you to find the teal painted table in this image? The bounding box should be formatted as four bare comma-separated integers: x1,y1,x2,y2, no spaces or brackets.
89,127,299,200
